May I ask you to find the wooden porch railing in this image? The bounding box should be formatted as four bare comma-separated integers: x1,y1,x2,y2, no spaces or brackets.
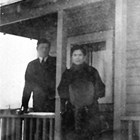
121,116,140,140
0,112,55,140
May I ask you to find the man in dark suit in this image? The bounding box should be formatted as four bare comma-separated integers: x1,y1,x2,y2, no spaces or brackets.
21,38,56,112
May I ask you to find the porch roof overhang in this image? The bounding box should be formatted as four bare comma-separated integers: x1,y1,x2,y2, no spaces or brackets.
0,0,102,39
0,13,57,39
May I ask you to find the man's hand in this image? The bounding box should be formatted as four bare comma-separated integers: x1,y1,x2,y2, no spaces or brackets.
16,106,28,115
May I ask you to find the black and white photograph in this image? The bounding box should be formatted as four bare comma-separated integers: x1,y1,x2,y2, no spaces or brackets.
0,0,138,140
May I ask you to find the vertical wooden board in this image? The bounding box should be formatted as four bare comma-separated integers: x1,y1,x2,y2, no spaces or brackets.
29,118,33,140
11,118,15,140
23,118,27,140
15,118,22,140
121,121,128,140
49,118,53,140
132,121,139,139
55,9,67,140
1,118,7,140
35,118,39,140
6,118,10,140
128,121,133,140
114,0,127,139
42,118,47,140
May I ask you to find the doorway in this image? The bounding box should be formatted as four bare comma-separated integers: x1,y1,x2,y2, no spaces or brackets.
67,30,113,103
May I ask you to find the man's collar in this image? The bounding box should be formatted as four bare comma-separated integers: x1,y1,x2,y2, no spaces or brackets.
39,56,48,63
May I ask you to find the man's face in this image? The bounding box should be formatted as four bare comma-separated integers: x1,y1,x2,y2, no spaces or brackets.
37,43,50,58
72,49,86,65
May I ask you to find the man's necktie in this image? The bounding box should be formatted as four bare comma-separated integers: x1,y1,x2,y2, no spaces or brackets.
42,58,45,63
41,58,45,66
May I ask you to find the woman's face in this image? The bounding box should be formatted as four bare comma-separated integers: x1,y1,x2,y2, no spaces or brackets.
72,49,86,65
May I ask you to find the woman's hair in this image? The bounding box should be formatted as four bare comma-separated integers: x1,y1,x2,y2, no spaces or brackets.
71,45,87,56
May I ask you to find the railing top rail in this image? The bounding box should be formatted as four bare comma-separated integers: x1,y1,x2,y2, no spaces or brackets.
0,112,55,119
121,116,140,121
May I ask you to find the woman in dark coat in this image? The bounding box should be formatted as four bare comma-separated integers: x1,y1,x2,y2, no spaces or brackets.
58,45,105,140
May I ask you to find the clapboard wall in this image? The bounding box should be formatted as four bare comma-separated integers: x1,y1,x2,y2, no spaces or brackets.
126,0,140,115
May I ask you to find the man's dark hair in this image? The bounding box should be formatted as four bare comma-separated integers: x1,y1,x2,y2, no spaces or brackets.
71,45,87,56
37,38,51,48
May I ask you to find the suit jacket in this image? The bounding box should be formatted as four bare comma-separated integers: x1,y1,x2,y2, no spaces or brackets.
22,56,56,112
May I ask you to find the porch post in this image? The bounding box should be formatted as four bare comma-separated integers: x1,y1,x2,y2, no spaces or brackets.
113,0,127,139
54,10,67,140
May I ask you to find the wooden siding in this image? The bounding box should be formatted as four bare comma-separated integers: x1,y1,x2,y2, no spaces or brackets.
126,0,140,115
